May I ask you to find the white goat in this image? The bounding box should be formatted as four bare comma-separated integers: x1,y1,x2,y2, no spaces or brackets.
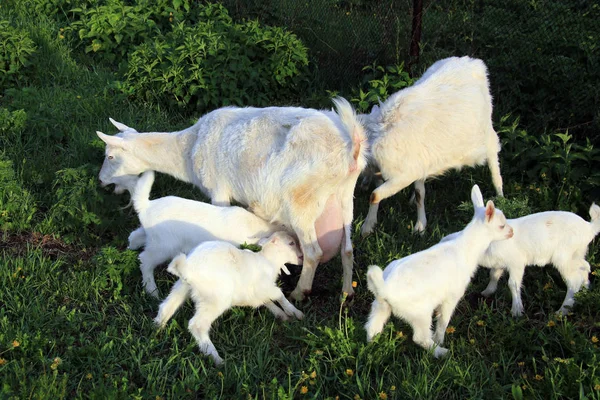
154,231,304,365
360,56,503,236
442,192,600,316
97,98,367,301
365,185,513,357
128,170,284,298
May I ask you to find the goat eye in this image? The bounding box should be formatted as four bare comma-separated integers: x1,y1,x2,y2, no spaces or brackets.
289,241,295,246
499,225,505,229
108,155,114,160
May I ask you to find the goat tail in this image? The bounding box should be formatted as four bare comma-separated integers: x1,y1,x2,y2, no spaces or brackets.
132,170,155,215
331,96,368,173
589,203,600,235
366,265,386,300
166,253,187,278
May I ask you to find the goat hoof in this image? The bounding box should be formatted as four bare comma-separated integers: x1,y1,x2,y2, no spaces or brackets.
289,288,309,302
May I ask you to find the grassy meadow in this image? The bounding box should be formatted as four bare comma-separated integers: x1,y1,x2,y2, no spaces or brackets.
1,1,599,399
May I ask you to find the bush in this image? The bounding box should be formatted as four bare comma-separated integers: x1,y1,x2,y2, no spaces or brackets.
349,62,413,113
0,153,38,233
38,165,104,243
0,20,37,90
119,3,309,111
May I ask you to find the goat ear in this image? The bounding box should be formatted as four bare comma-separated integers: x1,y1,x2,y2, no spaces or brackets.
471,184,485,209
97,131,126,148
281,265,291,275
485,200,495,222
109,118,137,133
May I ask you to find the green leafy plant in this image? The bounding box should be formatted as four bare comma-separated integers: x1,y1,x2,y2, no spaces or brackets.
0,153,38,233
93,246,139,299
350,63,413,113
38,165,104,243
119,3,309,112
0,20,37,90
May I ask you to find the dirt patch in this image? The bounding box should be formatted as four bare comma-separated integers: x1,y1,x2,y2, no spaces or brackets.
0,231,95,262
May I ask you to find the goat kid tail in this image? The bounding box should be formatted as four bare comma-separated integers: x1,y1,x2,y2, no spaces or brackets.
366,265,386,300
132,170,155,215
332,96,368,173
589,203,600,236
166,253,187,278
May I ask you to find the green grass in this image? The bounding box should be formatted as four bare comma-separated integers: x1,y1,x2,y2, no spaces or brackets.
1,3,600,399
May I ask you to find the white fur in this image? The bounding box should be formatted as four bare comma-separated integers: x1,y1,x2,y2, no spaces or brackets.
442,193,600,316
154,231,304,365
360,56,504,236
97,98,368,301
365,185,513,357
128,170,284,298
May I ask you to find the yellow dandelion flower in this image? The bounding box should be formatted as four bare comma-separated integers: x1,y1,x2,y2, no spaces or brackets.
59,35,64,39
12,340,20,348
541,172,547,179
86,373,92,379
492,362,499,368
446,326,456,334
156,396,163,400
309,380,316,385
536,187,541,193
354,395,361,400
522,385,527,390
314,350,324,355
396,331,404,338
310,370,317,379
594,384,600,391
570,340,575,345
352,281,357,288
0,358,6,366
476,320,485,327
522,374,528,379
543,282,552,290
53,357,61,364
518,362,525,367
470,338,476,344
535,374,543,381
300,386,308,394
390,385,396,391
59,28,64,32
592,270,598,276
217,371,224,378
76,95,81,99
379,392,388,400
346,369,354,377
547,320,555,327
592,336,599,343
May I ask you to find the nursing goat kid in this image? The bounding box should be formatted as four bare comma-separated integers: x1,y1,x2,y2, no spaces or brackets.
365,185,513,358
360,56,503,236
97,98,367,301
129,170,283,298
154,231,304,365
442,189,600,316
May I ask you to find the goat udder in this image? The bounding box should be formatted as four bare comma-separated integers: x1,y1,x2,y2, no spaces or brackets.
315,194,344,262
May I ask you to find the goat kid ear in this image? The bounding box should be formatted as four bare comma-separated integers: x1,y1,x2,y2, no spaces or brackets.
471,184,485,209
97,131,126,148
109,118,137,133
485,200,495,222
281,265,291,275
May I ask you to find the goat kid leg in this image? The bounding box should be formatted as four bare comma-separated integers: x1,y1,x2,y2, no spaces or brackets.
408,313,448,358
340,183,357,298
556,261,590,315
210,186,231,207
433,296,461,345
507,264,526,317
139,249,170,298
481,268,505,297
264,301,290,321
413,179,427,233
273,290,304,320
154,279,190,328
361,177,412,237
188,304,226,365
128,227,146,250
365,299,392,342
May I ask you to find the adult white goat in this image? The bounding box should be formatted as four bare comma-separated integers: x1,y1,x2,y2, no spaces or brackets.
360,56,504,236
97,98,367,301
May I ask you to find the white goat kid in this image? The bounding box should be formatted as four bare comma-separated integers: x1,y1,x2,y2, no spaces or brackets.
128,170,282,298
154,231,304,365
97,98,367,301
360,56,503,236
365,185,513,357
443,190,600,316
